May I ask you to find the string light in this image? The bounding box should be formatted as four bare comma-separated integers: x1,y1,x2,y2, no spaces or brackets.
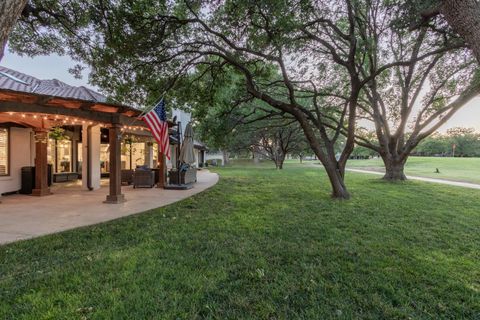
3,113,148,137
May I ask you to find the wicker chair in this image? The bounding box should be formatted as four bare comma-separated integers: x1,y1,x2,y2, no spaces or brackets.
133,170,155,188
169,167,197,185
121,169,134,185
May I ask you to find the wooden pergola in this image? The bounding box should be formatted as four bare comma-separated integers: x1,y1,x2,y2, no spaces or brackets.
0,88,169,203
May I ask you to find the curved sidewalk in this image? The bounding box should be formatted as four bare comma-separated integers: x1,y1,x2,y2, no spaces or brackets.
346,168,480,190
0,170,219,245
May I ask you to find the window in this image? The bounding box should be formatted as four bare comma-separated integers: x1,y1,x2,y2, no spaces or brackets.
153,143,158,163
0,128,8,176
47,138,73,173
56,139,72,173
100,144,110,173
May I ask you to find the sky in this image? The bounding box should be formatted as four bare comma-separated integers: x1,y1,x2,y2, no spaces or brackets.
1,48,479,133
1,47,97,91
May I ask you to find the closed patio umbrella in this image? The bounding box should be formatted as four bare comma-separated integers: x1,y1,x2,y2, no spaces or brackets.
179,122,196,165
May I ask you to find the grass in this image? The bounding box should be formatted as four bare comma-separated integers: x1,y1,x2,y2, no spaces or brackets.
347,156,480,184
1,163,480,319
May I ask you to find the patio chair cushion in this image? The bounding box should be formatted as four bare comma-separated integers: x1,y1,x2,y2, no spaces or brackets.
121,169,134,185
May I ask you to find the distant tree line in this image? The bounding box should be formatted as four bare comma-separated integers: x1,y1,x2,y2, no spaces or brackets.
414,127,480,157
348,127,480,159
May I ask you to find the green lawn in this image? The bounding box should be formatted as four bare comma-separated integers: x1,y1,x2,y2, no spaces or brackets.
1,164,479,319
347,156,480,184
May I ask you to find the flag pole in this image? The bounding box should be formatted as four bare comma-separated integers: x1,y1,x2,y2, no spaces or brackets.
121,92,167,137
177,121,182,185
136,92,167,121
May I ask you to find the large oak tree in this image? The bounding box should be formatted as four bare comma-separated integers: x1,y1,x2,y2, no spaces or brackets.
0,0,28,61
406,0,480,64
12,0,384,199
352,23,478,180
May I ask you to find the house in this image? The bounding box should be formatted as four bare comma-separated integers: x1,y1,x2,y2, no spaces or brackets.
0,66,206,203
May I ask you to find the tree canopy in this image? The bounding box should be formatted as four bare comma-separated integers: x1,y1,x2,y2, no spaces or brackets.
8,0,480,198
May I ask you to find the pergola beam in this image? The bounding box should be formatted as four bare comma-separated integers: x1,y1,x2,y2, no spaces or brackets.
0,101,146,127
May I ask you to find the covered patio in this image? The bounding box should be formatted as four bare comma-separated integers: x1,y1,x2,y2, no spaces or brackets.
0,169,218,244
0,86,163,202
0,65,187,204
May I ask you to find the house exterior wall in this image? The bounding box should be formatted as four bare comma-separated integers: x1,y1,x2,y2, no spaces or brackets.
171,109,191,137
205,151,224,166
194,149,199,167
166,144,176,168
0,127,33,194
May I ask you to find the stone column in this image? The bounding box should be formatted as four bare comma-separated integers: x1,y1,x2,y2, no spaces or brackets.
144,142,154,168
32,129,51,196
82,124,101,190
104,124,125,203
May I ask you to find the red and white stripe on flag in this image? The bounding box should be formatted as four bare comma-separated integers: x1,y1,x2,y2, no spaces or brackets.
142,105,170,159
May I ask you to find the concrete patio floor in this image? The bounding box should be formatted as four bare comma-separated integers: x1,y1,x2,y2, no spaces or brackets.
0,170,219,245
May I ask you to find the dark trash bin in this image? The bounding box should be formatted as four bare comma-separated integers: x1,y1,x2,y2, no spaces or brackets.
20,165,52,194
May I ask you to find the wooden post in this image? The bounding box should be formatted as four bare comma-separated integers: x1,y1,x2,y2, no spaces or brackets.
157,152,167,188
104,124,125,203
32,129,51,196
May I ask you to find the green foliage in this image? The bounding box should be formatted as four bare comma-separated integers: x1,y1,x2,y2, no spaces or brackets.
414,134,451,156
48,126,67,141
446,127,480,157
415,128,480,157
351,145,377,158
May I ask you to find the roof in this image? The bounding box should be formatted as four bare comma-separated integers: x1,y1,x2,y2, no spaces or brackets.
0,66,107,103
193,140,207,150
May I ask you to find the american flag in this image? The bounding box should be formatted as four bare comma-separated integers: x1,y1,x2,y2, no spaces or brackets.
142,99,171,159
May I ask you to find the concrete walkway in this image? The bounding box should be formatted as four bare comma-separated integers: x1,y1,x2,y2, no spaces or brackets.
346,168,480,190
0,170,219,245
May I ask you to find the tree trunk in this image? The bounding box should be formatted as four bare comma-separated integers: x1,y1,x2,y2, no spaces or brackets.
253,152,260,164
382,157,407,181
292,113,351,199
276,154,285,170
440,0,480,64
222,150,229,166
324,161,350,199
0,0,28,61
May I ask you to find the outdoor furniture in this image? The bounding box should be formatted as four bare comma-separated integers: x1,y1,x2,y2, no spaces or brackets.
133,169,155,188
169,167,197,185
167,121,197,187
53,172,78,183
151,168,161,184
20,165,53,194
121,169,134,185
